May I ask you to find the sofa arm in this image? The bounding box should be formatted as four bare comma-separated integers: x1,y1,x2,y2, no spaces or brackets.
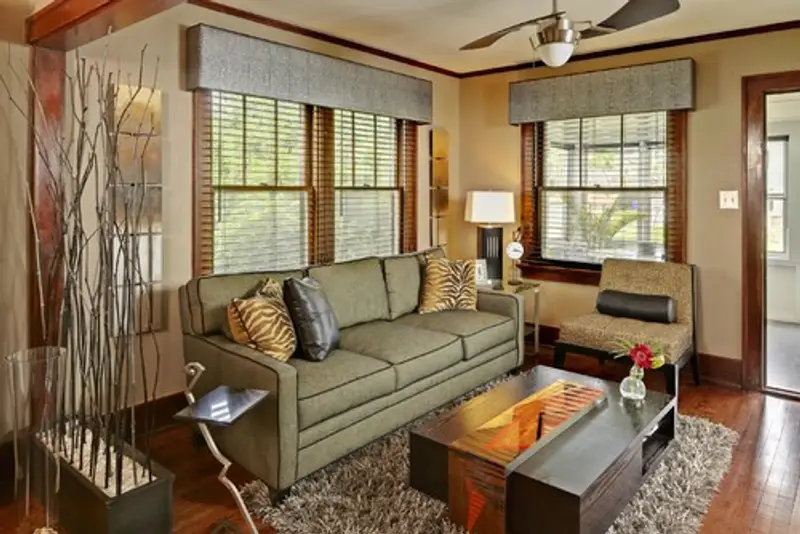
182,334,299,492
477,289,525,367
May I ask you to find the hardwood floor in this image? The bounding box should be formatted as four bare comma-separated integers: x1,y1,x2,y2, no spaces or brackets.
2,351,800,533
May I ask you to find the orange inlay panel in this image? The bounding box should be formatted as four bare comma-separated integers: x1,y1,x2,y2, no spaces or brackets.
451,380,606,467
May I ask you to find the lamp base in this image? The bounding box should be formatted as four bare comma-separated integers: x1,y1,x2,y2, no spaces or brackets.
477,226,503,284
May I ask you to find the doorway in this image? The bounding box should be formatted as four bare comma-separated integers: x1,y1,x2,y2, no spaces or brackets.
765,93,800,394
743,72,800,396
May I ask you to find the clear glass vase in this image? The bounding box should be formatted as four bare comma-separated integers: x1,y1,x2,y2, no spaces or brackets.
619,364,647,402
5,347,66,534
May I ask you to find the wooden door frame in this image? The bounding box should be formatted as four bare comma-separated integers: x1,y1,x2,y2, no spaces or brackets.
742,70,800,391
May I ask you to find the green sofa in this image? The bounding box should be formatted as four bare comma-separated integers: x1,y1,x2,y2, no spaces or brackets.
177,250,524,495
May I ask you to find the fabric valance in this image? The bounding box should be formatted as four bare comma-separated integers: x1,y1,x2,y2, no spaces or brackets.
509,58,695,124
185,24,433,123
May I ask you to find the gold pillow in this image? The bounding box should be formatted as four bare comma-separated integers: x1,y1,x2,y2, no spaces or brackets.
419,258,477,314
226,279,297,362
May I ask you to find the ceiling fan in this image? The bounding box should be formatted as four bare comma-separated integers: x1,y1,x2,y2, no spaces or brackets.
460,0,681,68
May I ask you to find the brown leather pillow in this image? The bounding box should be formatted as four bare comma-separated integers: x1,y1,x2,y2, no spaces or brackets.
283,277,340,362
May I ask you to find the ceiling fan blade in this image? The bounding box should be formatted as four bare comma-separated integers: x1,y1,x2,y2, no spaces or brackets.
460,12,565,50
581,0,680,39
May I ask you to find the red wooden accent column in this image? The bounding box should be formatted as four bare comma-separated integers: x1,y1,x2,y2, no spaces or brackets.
28,46,65,347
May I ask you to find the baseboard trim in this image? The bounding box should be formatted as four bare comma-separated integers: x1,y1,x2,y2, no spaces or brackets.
529,323,743,388
699,353,743,389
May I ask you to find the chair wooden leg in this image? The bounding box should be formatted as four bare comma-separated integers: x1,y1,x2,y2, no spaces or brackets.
662,364,678,397
691,351,701,386
554,344,567,369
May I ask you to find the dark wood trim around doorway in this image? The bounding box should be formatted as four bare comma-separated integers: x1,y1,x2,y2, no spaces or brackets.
741,70,800,391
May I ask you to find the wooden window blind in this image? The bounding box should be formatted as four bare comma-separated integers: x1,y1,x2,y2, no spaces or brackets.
520,111,686,284
332,110,400,262
195,90,418,276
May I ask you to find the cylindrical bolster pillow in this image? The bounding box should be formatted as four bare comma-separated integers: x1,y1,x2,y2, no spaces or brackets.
596,290,677,324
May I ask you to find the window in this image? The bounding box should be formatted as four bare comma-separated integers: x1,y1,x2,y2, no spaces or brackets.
520,111,686,284
767,136,789,255
205,92,308,274
194,91,418,275
333,110,400,262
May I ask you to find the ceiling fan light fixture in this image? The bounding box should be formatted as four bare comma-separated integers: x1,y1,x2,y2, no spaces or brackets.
530,17,579,67
535,42,574,68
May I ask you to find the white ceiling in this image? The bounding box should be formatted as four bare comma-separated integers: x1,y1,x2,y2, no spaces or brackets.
219,0,800,72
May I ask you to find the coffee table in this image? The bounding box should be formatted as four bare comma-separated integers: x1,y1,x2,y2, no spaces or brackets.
409,366,676,534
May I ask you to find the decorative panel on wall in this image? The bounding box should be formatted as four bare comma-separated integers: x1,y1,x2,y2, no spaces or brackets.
185,24,433,124
429,127,449,250
509,59,696,124
114,85,165,333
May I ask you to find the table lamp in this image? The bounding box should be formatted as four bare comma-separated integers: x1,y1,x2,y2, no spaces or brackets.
465,191,515,287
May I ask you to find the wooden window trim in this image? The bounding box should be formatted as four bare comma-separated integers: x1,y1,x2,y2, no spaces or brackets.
518,111,688,286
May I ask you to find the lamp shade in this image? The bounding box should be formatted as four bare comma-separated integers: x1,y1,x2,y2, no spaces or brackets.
464,191,515,224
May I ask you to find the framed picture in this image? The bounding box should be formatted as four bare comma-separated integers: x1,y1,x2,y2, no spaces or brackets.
475,259,490,286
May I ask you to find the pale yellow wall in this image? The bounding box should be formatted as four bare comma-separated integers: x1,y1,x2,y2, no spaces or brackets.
458,28,800,361
78,4,461,399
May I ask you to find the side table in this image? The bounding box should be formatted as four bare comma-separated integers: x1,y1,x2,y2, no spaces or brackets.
174,362,270,534
505,281,541,355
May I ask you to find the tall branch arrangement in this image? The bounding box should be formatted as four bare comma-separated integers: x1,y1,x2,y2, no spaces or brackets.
2,46,163,496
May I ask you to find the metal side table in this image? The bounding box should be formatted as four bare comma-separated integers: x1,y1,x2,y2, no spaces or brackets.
505,281,541,355
174,363,270,534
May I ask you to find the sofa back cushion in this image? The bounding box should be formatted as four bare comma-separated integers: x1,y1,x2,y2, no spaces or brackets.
183,270,303,335
383,255,421,319
599,259,694,325
308,258,390,328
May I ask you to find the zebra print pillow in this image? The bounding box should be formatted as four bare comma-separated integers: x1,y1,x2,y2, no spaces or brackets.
226,278,297,362
418,258,477,314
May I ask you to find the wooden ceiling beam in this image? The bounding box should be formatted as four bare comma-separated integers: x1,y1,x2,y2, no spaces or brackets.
26,0,184,49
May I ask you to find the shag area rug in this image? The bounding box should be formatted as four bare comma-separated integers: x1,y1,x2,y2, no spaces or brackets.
243,376,738,534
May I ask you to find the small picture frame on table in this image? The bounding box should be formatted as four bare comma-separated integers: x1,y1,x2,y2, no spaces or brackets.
475,259,492,288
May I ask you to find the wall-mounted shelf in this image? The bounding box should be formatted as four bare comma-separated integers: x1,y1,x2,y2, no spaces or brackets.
429,128,449,251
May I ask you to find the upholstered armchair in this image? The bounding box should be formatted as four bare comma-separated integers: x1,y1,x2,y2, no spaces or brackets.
554,258,700,396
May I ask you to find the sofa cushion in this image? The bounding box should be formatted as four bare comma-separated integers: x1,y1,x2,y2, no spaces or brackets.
308,258,390,328
559,312,692,364
383,255,422,319
291,350,395,429
339,321,462,388
396,310,515,360
185,270,304,335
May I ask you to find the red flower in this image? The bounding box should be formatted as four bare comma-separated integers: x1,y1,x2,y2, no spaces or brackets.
629,343,654,369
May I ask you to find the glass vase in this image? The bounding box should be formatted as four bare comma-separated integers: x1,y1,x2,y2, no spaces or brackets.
5,347,67,534
619,364,647,402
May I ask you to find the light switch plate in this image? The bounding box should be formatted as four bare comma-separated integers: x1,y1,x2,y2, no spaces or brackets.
719,190,739,210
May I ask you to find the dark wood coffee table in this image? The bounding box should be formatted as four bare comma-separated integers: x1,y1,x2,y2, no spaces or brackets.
410,366,676,534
